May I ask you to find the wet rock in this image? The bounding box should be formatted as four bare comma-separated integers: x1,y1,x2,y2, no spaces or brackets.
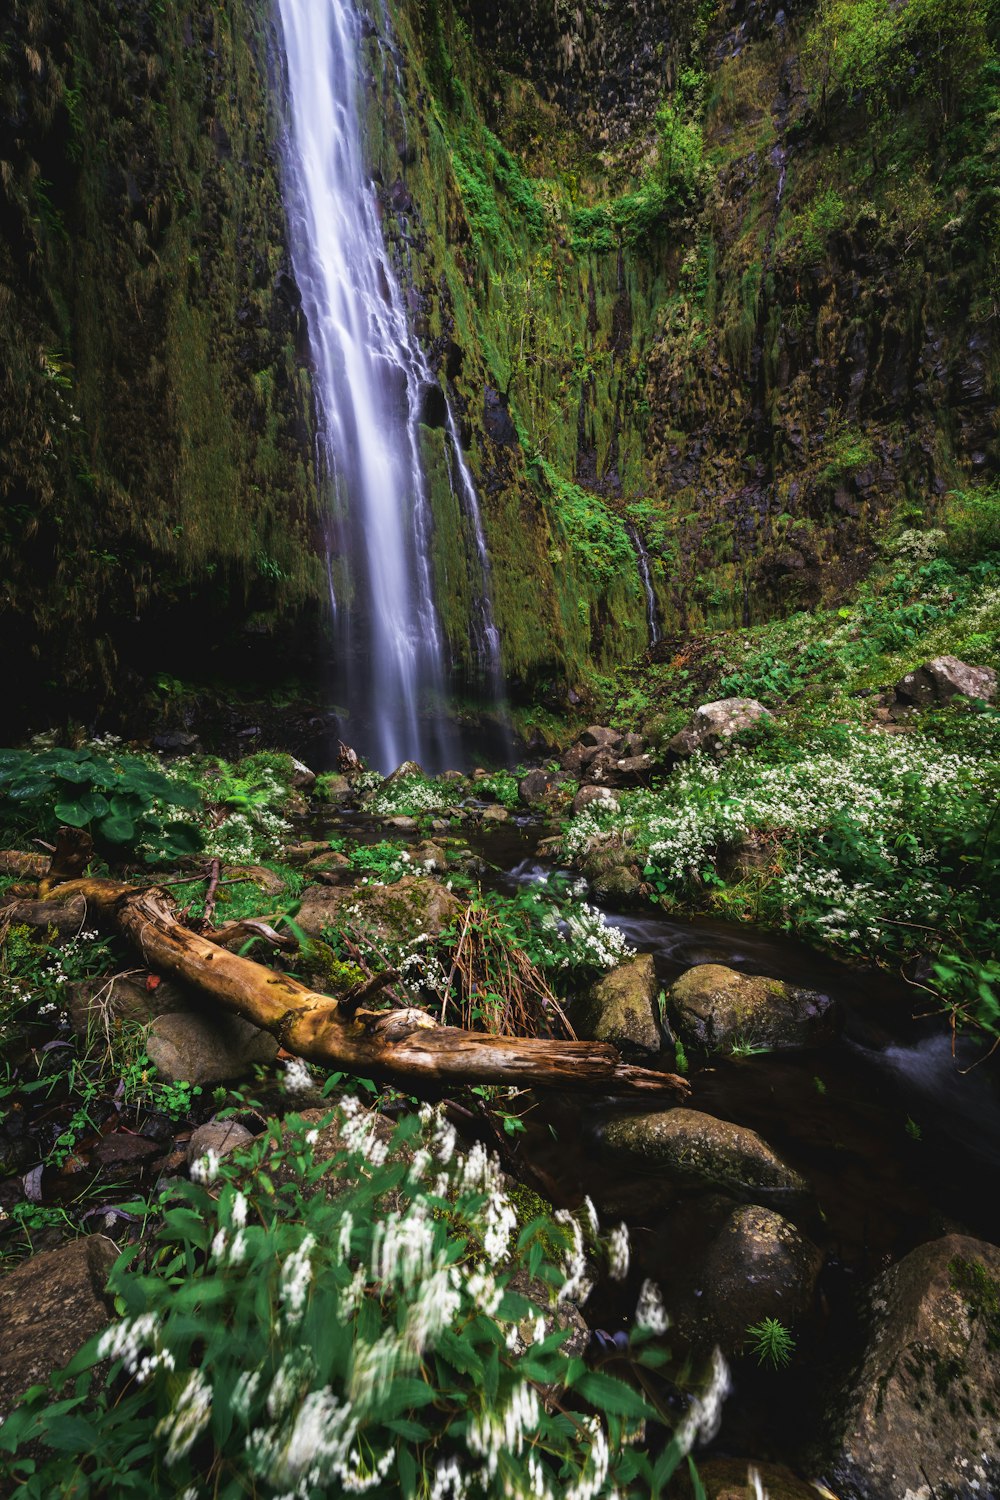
621,731,645,757
579,725,623,748
599,1109,807,1200
0,1236,118,1418
519,768,553,805
318,773,352,802
573,953,662,1058
146,1011,278,1086
0,894,88,941
680,1205,823,1354
894,655,998,708
669,964,835,1055
289,758,316,791
483,386,517,445
296,874,461,944
479,804,509,823
152,730,201,755
303,849,351,874
668,699,771,758
68,972,194,1037
92,1133,162,1167
381,759,425,786
572,785,619,816
824,1235,1000,1499
589,864,641,903
386,815,418,831
186,1118,255,1168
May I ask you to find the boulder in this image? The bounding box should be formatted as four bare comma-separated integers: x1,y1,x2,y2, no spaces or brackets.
823,1234,1000,1500
289,758,317,791
0,1236,119,1418
386,815,418,831
614,754,653,784
186,1118,256,1168
519,769,553,805
381,759,425,784
145,1010,278,1086
296,874,462,944
579,725,623,749
68,972,194,1038
283,839,338,864
894,655,998,707
572,785,619,817
316,773,352,802
412,841,447,872
667,699,771,758
669,964,835,1054
599,1108,806,1200
680,1205,823,1353
560,742,589,778
479,805,509,823
572,953,662,1058
225,864,289,897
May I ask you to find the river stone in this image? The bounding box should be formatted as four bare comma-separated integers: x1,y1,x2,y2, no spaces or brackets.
296,874,462,944
572,953,662,1058
667,699,771,758
822,1234,1000,1500
0,1236,118,1418
146,1010,278,1085
381,760,424,785
289,758,316,790
186,1118,255,1168
68,972,194,1037
283,839,337,864
479,804,509,823
572,785,619,816
669,964,835,1054
560,742,588,778
225,864,289,896
599,1109,807,1199
614,753,653,783
681,1205,823,1353
894,655,998,707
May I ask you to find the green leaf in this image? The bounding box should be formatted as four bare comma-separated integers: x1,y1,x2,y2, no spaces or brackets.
573,1370,652,1419
161,820,203,854
98,814,136,844
53,800,94,828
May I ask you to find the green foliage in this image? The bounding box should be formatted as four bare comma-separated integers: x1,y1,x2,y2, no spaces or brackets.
478,770,520,808
745,1317,796,1369
817,427,875,487
0,745,202,863
942,482,1000,560
531,456,635,590
0,1109,698,1497
789,186,847,264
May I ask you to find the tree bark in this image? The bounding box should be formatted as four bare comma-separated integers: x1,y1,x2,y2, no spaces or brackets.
45,879,688,1100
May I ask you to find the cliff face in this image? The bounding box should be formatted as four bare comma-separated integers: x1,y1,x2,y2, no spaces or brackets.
1,0,997,731
0,0,324,729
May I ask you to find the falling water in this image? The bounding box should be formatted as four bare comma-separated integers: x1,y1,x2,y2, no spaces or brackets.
275,0,501,771
626,523,661,647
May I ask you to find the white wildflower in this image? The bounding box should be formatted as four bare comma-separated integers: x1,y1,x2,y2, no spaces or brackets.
635,1278,669,1334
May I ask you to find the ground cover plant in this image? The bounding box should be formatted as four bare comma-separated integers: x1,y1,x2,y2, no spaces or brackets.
565,517,1000,1034
0,1106,718,1498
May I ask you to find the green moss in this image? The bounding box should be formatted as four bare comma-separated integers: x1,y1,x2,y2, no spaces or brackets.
950,1256,1000,1352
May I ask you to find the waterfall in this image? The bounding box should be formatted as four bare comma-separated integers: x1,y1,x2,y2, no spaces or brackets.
626,523,661,647
275,0,501,772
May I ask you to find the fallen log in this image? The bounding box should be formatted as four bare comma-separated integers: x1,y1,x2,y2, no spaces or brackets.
46,879,689,1100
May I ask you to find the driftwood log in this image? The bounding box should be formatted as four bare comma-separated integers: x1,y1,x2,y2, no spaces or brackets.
43,878,689,1100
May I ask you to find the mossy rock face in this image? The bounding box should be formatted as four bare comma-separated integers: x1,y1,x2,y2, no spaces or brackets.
598,1108,807,1200
669,964,836,1056
295,874,462,944
676,1204,823,1355
572,952,662,1058
823,1235,1000,1500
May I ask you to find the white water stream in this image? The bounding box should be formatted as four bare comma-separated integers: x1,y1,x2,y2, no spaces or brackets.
275,0,502,771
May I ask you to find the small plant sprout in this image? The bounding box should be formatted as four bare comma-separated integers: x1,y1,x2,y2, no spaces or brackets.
745,1317,796,1369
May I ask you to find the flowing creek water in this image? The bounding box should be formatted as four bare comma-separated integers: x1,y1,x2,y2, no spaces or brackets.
435,815,1000,1466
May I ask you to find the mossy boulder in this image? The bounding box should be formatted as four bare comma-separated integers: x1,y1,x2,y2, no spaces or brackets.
669,964,835,1055
599,1108,807,1200
678,1204,823,1354
822,1235,1000,1500
572,953,662,1058
667,700,772,759
296,874,462,943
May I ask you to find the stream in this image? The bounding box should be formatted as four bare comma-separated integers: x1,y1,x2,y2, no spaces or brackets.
447,814,1000,1467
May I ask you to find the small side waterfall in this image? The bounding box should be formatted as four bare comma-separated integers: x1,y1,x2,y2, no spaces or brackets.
626,523,661,647
275,0,501,771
